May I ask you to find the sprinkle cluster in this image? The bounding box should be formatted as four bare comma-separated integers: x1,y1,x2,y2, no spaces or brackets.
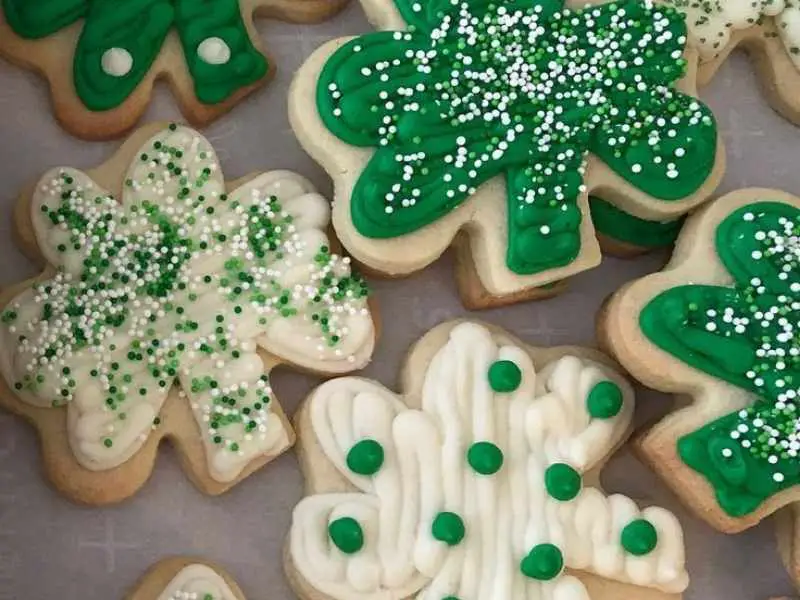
662,0,800,61
718,211,800,479
345,0,700,210
1,126,369,456
321,0,717,274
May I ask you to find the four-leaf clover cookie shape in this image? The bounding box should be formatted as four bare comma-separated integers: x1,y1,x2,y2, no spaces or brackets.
0,123,376,505
126,557,247,600
289,0,724,309
287,321,689,600
600,190,800,579
657,0,800,125
0,0,349,140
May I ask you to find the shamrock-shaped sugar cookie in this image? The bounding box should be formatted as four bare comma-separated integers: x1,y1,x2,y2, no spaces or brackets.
287,321,688,600
290,0,723,308
0,0,349,139
600,189,799,579
0,123,375,504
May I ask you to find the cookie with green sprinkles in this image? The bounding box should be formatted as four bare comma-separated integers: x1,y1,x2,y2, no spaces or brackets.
288,0,724,309
286,320,690,600
126,557,246,600
0,0,350,140
599,189,800,553
655,0,800,126
0,122,376,505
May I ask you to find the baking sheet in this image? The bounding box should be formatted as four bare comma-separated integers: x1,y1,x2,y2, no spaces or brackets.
0,3,798,598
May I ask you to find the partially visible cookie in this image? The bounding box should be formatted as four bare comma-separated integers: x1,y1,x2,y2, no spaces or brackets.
126,557,246,600
589,196,685,258
599,188,800,535
0,122,376,504
0,0,349,140
286,320,689,600
289,0,725,309
658,0,800,124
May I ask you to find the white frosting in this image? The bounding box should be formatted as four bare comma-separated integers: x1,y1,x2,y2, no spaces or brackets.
198,37,232,66
662,0,800,69
778,4,800,69
290,323,688,600
157,564,239,600
0,125,374,482
101,47,133,77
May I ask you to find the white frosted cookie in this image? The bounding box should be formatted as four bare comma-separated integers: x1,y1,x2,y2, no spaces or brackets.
126,558,246,600
0,123,376,504
286,320,689,600
656,0,800,123
288,0,724,309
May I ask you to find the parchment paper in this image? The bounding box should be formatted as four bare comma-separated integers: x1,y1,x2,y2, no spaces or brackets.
0,3,797,598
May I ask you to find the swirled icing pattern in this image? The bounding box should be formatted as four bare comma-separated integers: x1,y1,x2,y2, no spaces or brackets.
317,0,718,275
0,124,373,483
660,0,800,70
157,564,239,600
2,0,267,110
640,201,800,517
290,322,688,600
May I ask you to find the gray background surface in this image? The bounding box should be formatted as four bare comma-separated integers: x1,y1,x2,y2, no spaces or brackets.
0,4,798,598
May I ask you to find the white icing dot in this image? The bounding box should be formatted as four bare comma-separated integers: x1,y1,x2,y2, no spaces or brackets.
101,48,133,77
198,37,232,65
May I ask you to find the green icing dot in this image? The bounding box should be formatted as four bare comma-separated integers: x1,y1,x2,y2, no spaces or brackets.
328,517,364,554
520,543,564,580
432,511,466,546
467,441,504,475
488,359,522,392
544,463,582,501
346,439,385,476
587,381,623,419
621,519,658,556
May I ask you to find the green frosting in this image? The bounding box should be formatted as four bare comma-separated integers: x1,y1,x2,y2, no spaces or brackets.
544,463,582,501
488,359,522,392
328,517,364,554
589,196,684,248
586,381,624,419
640,201,800,517
4,0,267,111
2,0,87,38
467,441,504,475
520,543,564,580
431,511,466,546
316,0,717,275
620,519,658,555
346,439,385,476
